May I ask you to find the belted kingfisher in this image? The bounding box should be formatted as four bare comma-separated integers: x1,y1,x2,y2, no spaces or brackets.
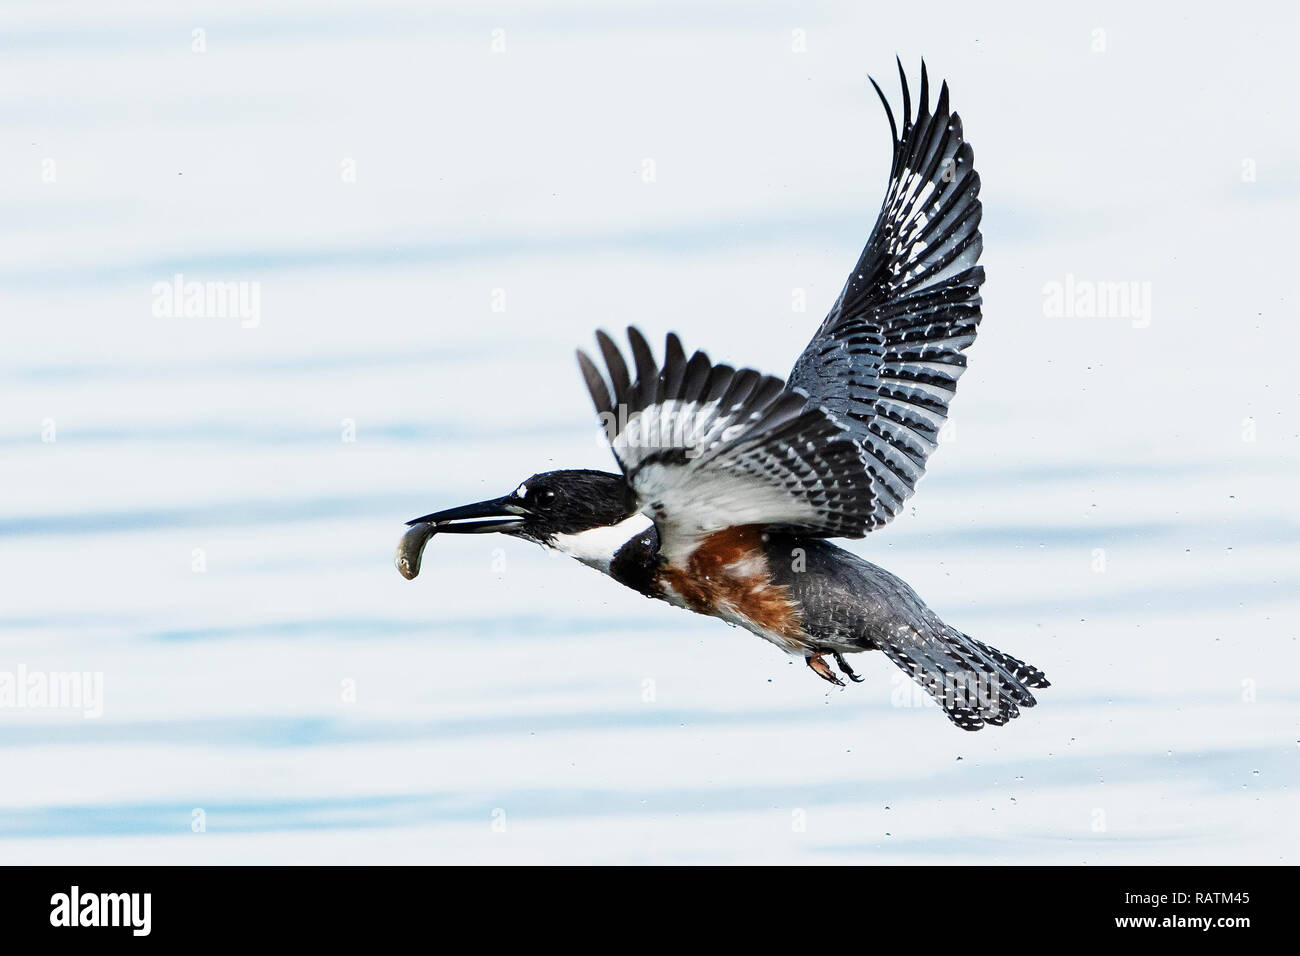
399,61,1050,730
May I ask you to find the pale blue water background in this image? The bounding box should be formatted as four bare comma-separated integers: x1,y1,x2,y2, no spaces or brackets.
0,0,1296,863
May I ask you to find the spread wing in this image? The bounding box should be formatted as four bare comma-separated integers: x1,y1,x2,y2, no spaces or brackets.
577,327,877,561
788,59,984,527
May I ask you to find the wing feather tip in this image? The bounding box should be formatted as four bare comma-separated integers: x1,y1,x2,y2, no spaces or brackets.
575,347,614,417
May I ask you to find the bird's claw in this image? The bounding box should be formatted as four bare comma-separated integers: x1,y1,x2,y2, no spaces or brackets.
833,650,865,683
807,653,845,687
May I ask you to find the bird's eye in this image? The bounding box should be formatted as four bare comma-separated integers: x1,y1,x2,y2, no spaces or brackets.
534,489,557,508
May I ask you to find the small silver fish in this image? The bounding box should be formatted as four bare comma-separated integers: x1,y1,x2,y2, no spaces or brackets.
395,522,438,580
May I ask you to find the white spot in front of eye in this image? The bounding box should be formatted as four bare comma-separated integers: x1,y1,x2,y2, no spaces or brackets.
515,484,528,498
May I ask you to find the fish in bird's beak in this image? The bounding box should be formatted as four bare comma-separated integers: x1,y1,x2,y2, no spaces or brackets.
395,495,526,580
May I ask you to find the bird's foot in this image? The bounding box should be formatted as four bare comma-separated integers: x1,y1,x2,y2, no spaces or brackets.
832,650,865,683
807,653,845,687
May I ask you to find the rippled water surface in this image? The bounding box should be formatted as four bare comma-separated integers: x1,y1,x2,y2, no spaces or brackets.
1,1,1296,863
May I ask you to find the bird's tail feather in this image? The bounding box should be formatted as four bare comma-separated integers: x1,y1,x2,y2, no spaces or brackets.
879,627,1050,731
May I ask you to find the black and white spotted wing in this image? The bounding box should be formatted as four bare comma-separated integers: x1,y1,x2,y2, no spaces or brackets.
577,327,875,559
788,60,984,527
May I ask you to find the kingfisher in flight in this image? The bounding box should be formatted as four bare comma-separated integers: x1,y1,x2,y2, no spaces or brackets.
398,61,1050,730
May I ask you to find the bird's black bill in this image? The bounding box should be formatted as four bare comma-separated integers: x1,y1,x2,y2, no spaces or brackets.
405,496,524,534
